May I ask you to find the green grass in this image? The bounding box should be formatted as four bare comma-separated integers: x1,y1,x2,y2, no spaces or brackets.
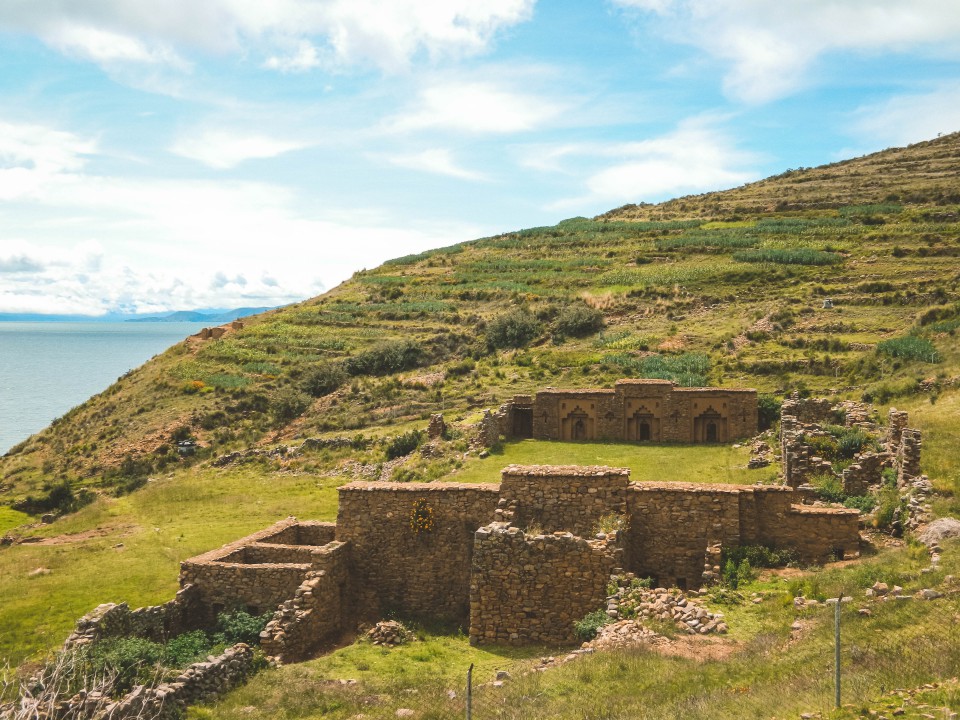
192,541,960,720
0,506,30,534
450,440,770,485
0,466,342,666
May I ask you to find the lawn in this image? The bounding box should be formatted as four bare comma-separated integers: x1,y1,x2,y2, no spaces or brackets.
450,439,773,486
0,465,341,666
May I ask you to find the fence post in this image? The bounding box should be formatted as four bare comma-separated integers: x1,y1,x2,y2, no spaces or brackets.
466,663,473,720
834,594,842,709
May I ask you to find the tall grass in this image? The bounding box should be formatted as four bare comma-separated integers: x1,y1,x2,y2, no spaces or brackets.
876,336,942,362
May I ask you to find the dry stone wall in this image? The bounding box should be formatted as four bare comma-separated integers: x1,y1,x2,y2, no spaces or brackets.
336,482,500,621
497,465,629,537
469,524,621,645
526,380,757,443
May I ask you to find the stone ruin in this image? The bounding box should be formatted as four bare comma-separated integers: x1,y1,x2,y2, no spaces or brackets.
779,395,923,496
58,464,860,671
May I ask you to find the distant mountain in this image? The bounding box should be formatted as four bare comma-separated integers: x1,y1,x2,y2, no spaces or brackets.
0,307,277,323
126,307,275,323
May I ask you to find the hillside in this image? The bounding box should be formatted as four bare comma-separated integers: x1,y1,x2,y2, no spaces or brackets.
3,133,960,503
2,133,960,718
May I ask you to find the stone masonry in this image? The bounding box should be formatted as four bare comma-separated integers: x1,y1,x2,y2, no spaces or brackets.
498,380,757,444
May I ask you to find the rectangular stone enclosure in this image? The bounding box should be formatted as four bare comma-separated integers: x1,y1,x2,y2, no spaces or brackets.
500,380,758,443
179,464,858,653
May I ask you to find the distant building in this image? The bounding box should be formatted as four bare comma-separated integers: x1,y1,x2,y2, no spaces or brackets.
500,379,757,443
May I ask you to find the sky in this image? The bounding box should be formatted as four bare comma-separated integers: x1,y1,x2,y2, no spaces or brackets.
1,1,959,316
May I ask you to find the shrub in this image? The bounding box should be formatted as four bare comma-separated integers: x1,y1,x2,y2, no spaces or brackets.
301,363,347,397
386,429,423,460
555,303,605,338
486,309,542,349
345,340,424,376
164,630,212,666
876,336,941,363
844,495,877,512
13,481,95,516
212,609,271,646
89,637,166,693
270,388,312,425
757,395,782,430
574,609,612,641
811,473,846,503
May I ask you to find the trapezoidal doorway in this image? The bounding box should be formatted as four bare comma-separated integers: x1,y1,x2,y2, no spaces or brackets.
694,407,727,443
626,409,661,442
560,405,596,441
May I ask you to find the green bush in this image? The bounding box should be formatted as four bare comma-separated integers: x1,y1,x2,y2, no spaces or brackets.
345,340,424,376
164,630,212,666
212,609,271,646
385,429,423,460
757,395,782,430
301,363,347,397
574,609,612,641
89,637,166,693
12,481,95,516
876,336,941,363
811,473,846,503
487,309,542,349
270,388,312,425
844,494,877,512
555,303,605,338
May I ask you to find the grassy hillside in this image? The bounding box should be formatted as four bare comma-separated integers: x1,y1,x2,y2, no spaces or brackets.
2,133,960,716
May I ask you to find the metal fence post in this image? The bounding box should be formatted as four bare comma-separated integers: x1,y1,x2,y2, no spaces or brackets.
835,594,842,709
466,663,473,720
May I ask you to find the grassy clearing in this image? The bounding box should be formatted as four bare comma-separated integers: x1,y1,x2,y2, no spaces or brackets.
451,440,770,485
0,466,341,666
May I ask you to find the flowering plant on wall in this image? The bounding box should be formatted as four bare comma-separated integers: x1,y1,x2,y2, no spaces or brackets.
410,499,434,534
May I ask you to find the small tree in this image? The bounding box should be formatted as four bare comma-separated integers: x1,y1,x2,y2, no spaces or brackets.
555,303,604,338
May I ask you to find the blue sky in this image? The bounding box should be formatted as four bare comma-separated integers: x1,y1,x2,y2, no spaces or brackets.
1,0,959,315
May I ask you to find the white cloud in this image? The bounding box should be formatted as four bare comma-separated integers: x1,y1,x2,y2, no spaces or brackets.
387,80,566,134
0,120,97,200
44,23,189,69
851,82,960,147
612,0,960,103
384,148,486,180
264,41,324,72
0,0,534,74
170,129,306,169
0,119,485,314
546,118,759,208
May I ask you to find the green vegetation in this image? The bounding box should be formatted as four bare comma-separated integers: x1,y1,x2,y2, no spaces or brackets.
4,131,960,718
573,609,612,641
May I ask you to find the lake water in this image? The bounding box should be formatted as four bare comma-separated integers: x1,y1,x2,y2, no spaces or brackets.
0,322,204,454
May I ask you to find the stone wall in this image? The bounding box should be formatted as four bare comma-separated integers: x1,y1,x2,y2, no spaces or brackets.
179,517,345,623
60,643,258,720
627,483,743,589
469,524,621,645
64,584,202,649
526,380,757,444
260,542,351,662
335,482,500,621
626,482,861,587
497,465,629,537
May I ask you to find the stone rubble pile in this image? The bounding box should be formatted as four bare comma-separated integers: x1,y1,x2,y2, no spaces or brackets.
606,577,728,635
587,620,661,650
367,620,413,646
746,435,773,469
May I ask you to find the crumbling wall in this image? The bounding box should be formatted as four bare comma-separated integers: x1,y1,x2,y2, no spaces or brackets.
64,585,202,649
261,542,351,662
179,518,342,622
627,483,743,588
335,482,500,621
469,524,620,645
497,465,629,537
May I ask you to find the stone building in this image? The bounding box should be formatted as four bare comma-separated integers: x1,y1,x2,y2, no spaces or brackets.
172,464,858,657
499,380,757,443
